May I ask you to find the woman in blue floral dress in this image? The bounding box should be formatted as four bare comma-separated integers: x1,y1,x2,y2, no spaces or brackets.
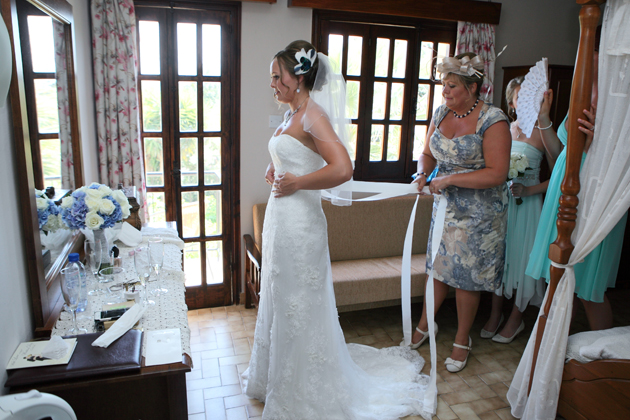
407,53,511,373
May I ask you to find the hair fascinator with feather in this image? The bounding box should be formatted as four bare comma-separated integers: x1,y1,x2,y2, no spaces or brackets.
436,55,485,78
294,48,317,75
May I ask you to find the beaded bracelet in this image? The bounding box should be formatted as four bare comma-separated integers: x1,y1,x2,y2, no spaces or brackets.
536,121,553,130
411,171,428,180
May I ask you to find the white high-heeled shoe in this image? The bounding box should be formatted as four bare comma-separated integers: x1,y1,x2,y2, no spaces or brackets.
492,321,525,344
480,314,504,339
400,322,438,350
444,336,472,373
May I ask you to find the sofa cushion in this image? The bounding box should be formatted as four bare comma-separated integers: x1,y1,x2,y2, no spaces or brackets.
252,195,434,262
331,254,427,306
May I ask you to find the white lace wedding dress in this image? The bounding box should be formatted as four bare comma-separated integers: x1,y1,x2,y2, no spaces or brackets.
243,134,431,420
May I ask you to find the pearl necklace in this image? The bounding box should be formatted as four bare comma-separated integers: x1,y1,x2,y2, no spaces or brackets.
452,98,480,119
284,97,309,125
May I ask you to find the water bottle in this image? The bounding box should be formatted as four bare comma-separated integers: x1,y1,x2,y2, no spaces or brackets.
66,253,88,312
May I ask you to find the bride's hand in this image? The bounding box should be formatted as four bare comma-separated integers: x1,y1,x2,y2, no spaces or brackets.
265,162,275,186
273,172,299,198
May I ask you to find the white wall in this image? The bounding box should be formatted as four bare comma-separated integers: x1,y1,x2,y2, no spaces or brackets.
494,0,582,106
0,0,98,394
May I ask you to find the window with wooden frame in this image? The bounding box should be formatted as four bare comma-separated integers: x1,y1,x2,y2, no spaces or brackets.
313,11,457,182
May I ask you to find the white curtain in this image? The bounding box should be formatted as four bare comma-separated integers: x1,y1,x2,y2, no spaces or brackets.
456,22,496,104
507,1,630,418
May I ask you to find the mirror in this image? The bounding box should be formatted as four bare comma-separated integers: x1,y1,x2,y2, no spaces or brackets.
2,0,84,337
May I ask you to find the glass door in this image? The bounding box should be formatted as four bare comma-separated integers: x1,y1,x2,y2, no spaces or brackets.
136,3,240,308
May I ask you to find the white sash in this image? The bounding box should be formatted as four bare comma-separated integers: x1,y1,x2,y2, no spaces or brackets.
323,180,447,415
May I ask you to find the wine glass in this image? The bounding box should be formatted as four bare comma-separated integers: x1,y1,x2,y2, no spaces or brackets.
60,266,88,335
84,239,105,295
133,247,155,306
99,266,125,305
148,237,168,296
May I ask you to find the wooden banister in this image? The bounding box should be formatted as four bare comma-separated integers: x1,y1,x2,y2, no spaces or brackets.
528,0,605,394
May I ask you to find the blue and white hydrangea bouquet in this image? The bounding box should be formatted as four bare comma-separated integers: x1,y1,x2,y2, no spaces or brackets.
35,189,64,234
60,183,131,230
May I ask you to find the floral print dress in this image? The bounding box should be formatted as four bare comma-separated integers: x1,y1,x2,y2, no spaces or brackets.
426,103,509,292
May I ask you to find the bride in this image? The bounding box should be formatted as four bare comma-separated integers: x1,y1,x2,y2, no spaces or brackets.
242,40,432,420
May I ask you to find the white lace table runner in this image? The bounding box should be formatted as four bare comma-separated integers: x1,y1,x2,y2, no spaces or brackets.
52,229,191,360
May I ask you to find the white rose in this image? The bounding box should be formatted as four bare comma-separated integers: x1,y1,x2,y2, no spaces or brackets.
98,185,113,196
36,197,49,210
99,198,116,215
35,189,44,197
508,168,518,179
514,160,527,173
111,189,128,205
121,204,131,219
85,211,104,230
61,196,74,209
85,188,105,200
84,197,101,211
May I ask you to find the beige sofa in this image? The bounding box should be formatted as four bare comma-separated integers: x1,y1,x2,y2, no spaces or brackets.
243,195,435,312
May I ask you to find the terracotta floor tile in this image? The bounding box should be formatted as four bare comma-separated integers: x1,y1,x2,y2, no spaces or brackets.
203,384,242,400
202,357,221,378
187,368,203,381
188,389,205,414
489,382,509,404
467,396,509,414
192,341,220,352
187,376,222,391
449,403,482,420
223,393,257,409
226,406,248,420
204,397,226,420
462,374,484,388
188,413,205,420
219,354,251,367
478,370,514,386
494,407,518,420
477,411,502,420
437,381,454,395
246,403,264,418
220,364,240,386
435,396,459,420
440,389,482,406
202,347,235,360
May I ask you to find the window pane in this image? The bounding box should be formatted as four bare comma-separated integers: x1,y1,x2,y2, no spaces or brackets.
204,137,221,185
389,83,404,120
184,242,201,286
347,36,362,76
182,191,200,238
40,139,61,190
139,21,160,75
392,40,407,79
369,124,384,161
179,81,198,132
346,81,360,120
204,190,222,235
177,23,197,76
141,80,162,132
419,41,433,79
34,79,59,133
348,124,357,161
180,137,198,186
387,125,401,161
206,241,223,285
372,82,387,120
432,84,444,114
437,43,450,63
413,125,428,160
328,34,343,73
416,84,430,121
27,16,55,73
203,82,221,132
146,192,166,222
375,38,390,77
202,24,221,76
144,137,164,187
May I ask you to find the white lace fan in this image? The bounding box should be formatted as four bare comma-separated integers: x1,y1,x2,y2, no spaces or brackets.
517,57,549,138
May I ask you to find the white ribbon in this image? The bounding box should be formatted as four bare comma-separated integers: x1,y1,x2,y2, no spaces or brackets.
323,180,445,415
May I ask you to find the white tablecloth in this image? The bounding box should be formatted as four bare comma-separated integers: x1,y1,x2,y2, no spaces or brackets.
52,227,191,358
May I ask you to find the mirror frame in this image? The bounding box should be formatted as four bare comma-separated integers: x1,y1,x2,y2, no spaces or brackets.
2,0,84,337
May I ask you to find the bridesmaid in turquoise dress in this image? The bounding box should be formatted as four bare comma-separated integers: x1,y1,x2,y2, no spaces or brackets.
526,48,627,330
481,77,552,343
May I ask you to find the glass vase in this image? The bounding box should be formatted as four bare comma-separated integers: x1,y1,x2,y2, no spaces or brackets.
92,228,111,271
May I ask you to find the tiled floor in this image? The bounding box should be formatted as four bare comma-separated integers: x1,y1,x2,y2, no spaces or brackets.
186,289,630,420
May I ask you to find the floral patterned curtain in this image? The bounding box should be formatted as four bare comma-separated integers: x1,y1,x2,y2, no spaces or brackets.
91,0,146,221
456,22,496,104
53,21,74,189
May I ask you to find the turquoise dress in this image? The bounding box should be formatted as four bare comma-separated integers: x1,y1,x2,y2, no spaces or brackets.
525,116,628,302
427,103,509,292
499,130,546,311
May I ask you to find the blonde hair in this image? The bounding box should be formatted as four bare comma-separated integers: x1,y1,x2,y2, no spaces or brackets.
505,76,525,118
